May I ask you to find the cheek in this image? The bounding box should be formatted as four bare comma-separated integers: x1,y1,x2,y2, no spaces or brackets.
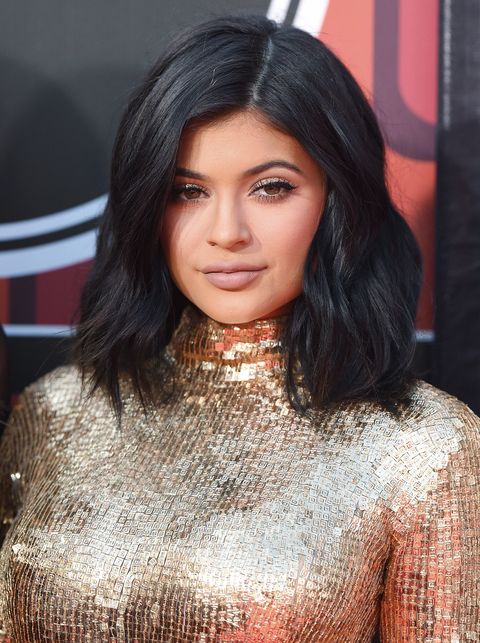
265,208,320,267
160,212,174,261
161,212,197,271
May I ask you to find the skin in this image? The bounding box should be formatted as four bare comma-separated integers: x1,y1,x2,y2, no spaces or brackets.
162,109,327,324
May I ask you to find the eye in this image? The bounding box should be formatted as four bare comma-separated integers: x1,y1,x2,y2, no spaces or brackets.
252,178,297,202
170,183,208,202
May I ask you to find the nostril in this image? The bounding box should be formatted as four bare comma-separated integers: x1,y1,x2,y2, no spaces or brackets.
205,218,252,249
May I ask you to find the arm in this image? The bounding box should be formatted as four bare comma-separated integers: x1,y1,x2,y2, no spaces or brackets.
380,403,480,640
0,384,51,642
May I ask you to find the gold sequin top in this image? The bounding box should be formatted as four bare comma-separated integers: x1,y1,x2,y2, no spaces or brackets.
1,305,479,642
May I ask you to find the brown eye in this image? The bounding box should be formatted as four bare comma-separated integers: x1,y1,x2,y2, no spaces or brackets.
252,179,297,201
263,184,282,196
171,183,207,202
183,187,203,200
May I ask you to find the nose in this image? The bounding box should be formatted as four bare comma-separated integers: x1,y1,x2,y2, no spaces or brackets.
206,197,252,248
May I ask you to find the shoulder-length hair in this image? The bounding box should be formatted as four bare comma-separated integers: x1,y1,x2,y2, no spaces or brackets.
74,13,422,416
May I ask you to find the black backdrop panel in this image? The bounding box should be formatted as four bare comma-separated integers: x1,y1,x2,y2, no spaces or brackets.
434,0,480,413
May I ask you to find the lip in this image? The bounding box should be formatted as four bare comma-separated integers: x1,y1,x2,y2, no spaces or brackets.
202,262,265,273
201,263,266,290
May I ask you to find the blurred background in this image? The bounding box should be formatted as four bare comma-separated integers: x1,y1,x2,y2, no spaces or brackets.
0,0,479,414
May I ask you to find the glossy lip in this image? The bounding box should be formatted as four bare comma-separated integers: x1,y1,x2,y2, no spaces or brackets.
201,263,266,290
201,262,265,273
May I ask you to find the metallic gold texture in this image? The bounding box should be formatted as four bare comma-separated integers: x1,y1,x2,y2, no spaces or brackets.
1,305,479,641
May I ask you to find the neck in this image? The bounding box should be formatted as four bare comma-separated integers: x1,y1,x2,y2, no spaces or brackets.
166,305,288,381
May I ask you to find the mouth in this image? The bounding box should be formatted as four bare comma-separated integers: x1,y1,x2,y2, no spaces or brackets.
201,266,266,290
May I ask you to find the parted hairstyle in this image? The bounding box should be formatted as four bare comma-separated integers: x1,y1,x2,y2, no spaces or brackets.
75,13,422,417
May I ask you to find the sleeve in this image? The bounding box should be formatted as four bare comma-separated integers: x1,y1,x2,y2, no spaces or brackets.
379,402,480,641
0,384,51,642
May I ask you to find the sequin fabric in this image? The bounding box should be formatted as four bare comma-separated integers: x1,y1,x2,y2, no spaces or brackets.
0,305,479,642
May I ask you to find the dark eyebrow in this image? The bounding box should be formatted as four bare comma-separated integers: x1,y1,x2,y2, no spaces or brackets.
175,167,207,180
244,160,304,177
175,160,304,181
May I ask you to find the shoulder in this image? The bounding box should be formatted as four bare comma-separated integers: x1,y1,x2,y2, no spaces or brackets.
383,381,480,522
401,379,480,447
391,379,480,468
14,363,158,427
4,365,88,448
0,366,87,474
408,378,476,415
4,364,121,458
17,364,86,417
11,363,117,429
327,380,478,447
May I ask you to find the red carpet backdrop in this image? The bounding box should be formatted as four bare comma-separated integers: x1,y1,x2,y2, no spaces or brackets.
0,0,447,400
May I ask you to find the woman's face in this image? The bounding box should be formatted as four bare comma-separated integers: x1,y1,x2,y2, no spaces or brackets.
162,110,326,324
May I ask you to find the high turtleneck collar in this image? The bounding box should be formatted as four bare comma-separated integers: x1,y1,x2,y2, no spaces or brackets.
165,305,288,381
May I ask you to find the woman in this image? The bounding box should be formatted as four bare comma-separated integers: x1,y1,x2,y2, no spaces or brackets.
0,14,479,642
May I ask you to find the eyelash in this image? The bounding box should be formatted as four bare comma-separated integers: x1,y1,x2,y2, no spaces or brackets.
170,179,298,205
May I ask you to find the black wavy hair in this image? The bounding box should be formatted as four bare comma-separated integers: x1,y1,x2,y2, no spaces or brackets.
75,13,422,417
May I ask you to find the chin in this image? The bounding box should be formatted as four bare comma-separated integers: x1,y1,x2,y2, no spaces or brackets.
205,308,260,325
192,299,293,325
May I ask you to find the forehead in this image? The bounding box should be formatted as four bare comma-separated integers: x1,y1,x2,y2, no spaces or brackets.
176,110,316,171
